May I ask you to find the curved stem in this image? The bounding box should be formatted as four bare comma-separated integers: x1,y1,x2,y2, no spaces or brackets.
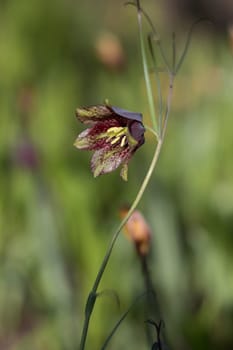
79,2,177,347
96,141,162,290
175,18,208,74
79,70,175,350
145,125,158,139
79,136,162,350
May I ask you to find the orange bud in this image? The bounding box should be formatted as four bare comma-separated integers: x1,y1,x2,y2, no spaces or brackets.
95,32,126,71
229,24,233,53
120,207,152,256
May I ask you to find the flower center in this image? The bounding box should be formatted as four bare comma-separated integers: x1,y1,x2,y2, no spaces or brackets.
96,126,138,148
106,126,127,146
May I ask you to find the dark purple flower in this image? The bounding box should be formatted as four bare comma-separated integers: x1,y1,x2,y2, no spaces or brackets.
74,104,145,180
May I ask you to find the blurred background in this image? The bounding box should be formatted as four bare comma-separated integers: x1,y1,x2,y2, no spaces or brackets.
0,0,233,349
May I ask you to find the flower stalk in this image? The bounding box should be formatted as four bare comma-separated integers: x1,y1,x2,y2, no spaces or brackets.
77,0,192,347
79,134,163,350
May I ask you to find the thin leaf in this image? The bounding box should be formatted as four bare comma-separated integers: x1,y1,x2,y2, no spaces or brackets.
175,18,211,73
100,292,147,350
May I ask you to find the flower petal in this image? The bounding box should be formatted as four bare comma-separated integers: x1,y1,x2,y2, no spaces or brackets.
73,129,92,149
111,106,143,123
120,162,128,181
74,119,122,150
76,104,143,125
91,146,130,178
76,105,113,124
128,121,145,146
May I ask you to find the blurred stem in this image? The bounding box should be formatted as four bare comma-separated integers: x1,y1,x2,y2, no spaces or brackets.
161,73,175,140
175,18,208,73
172,32,176,72
147,33,163,137
126,1,171,72
140,255,157,345
145,125,158,138
101,292,147,349
136,3,158,133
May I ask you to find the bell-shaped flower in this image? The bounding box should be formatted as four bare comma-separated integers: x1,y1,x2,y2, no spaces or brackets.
74,104,145,180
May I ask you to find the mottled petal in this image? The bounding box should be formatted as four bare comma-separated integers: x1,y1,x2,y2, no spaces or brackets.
74,119,121,151
76,104,144,125
74,129,92,149
120,162,128,181
76,105,113,124
91,146,131,178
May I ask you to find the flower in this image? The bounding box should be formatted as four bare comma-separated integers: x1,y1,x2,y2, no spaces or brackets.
119,207,151,256
74,104,145,180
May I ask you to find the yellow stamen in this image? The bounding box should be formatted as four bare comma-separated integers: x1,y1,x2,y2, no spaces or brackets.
120,135,127,147
106,136,114,142
111,136,121,145
107,126,124,134
97,126,131,147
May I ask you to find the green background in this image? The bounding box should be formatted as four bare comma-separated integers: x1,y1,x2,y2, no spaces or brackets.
1,0,233,349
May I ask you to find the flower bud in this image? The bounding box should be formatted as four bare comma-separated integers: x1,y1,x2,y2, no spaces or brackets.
120,207,152,256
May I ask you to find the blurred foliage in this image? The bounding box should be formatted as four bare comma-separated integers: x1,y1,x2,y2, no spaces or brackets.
0,0,233,349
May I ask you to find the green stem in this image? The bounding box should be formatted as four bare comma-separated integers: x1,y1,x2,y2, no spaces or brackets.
79,312,91,350
79,136,162,350
79,71,176,350
137,6,158,132
161,73,175,140
145,125,158,138
172,32,176,72
147,34,163,137
79,71,175,350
